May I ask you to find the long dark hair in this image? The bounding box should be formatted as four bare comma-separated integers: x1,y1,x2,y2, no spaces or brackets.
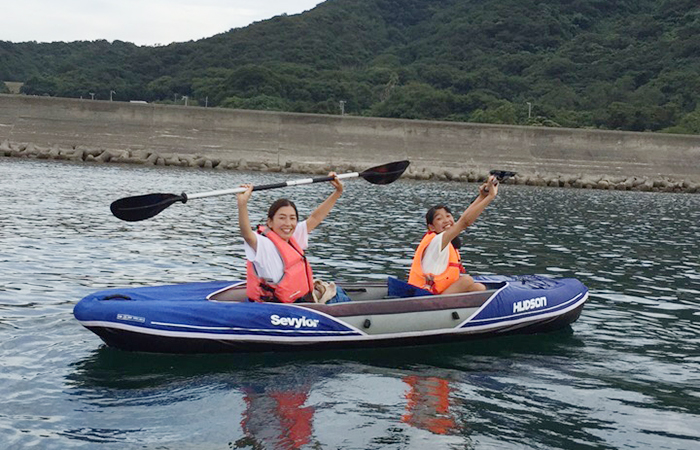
425,204,461,249
267,198,299,220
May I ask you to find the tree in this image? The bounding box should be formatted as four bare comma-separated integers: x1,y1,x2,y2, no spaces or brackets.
20,76,59,96
469,102,518,125
220,94,288,111
0,0,698,133
370,82,454,119
663,106,700,134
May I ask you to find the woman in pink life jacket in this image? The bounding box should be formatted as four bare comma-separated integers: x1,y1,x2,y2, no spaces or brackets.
237,173,343,303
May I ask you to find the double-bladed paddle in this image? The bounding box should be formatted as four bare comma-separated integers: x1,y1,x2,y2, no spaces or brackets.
471,169,517,201
110,160,411,222
489,170,517,184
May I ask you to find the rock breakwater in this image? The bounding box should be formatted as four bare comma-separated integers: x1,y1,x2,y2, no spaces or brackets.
2,139,697,193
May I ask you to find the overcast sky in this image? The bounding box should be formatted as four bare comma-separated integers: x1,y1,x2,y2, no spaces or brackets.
4,0,325,46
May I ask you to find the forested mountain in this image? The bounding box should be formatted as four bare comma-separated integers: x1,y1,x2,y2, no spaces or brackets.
2,0,699,133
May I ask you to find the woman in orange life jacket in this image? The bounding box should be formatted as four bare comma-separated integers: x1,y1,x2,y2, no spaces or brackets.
236,173,343,303
408,175,499,295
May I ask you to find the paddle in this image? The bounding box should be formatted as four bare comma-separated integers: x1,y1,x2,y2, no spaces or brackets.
488,170,517,185
471,170,517,201
110,160,411,222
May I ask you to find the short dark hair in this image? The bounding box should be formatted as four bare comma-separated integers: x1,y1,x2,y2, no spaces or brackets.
267,198,299,220
425,205,452,227
426,204,461,249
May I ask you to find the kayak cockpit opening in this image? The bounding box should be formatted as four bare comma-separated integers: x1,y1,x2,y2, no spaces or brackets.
207,281,247,302
207,278,507,303
206,281,391,303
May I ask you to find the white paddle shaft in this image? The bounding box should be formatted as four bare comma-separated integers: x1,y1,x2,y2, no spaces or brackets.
186,172,360,200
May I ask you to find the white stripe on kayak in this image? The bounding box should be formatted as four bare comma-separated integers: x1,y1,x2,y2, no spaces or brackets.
150,321,360,335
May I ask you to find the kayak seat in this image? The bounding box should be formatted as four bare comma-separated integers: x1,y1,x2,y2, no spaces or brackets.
387,277,433,298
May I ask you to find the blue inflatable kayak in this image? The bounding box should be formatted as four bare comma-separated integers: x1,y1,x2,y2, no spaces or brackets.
74,275,588,353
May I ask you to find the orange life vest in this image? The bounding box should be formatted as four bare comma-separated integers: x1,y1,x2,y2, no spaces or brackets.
246,226,314,303
407,232,465,294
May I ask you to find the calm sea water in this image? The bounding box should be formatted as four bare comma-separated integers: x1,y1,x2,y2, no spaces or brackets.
1,158,699,450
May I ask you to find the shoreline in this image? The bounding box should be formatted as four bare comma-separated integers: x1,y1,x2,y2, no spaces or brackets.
2,139,698,194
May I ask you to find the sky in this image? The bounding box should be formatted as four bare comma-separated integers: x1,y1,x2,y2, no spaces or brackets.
3,0,326,46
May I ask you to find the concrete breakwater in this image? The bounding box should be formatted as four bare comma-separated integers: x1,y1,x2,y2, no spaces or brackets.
2,139,697,193
1,94,699,193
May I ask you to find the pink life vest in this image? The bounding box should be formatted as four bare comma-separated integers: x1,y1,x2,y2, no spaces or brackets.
246,226,314,303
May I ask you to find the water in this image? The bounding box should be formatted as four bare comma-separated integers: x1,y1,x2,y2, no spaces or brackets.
1,158,699,450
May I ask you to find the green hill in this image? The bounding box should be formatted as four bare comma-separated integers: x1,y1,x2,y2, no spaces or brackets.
1,0,699,133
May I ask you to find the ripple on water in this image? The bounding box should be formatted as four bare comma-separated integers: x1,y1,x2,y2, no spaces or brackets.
2,159,700,449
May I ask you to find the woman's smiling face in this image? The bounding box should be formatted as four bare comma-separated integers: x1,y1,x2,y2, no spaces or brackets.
267,205,298,240
428,208,455,234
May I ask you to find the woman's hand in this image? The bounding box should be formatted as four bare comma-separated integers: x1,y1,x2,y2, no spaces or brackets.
237,183,254,206
329,172,343,195
486,175,499,198
479,175,499,198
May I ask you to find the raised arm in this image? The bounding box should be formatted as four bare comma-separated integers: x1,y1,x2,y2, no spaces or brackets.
440,175,499,250
237,184,258,251
306,172,343,232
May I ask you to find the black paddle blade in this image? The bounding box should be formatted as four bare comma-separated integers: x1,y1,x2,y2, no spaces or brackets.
360,160,410,185
490,170,517,182
110,193,186,222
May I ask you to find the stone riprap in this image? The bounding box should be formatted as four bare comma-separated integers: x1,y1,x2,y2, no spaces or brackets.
1,94,699,193
2,139,697,193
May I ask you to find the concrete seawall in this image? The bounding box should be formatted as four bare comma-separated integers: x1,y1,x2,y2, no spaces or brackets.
1,94,699,192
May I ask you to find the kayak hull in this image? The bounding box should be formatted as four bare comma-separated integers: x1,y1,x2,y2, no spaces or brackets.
74,275,588,354
83,304,583,354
